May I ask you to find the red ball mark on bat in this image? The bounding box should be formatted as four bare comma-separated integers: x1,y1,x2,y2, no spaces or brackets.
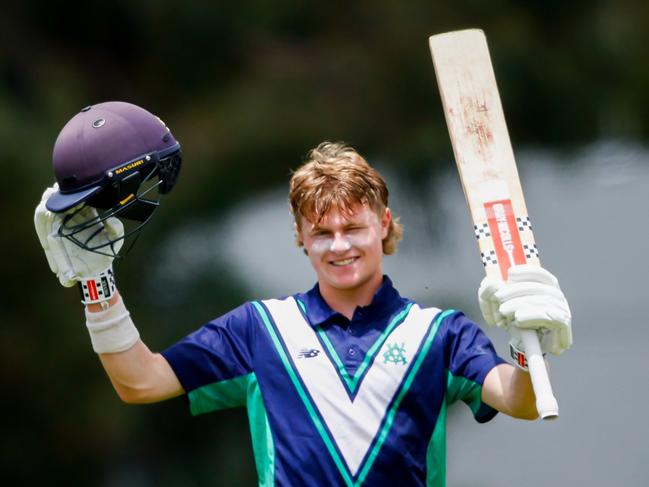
460,96,494,158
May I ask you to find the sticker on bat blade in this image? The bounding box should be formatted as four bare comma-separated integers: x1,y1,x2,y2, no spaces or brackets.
483,199,526,279
474,222,491,240
480,249,498,268
523,243,539,259
516,216,533,232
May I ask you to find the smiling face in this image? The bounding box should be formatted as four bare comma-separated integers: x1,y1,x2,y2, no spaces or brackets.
297,202,391,299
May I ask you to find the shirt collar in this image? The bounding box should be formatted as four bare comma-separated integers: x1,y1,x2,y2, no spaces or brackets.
295,275,403,328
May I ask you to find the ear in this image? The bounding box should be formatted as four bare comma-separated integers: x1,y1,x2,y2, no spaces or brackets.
380,207,391,239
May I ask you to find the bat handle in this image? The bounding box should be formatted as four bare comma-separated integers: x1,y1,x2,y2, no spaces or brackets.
520,329,559,420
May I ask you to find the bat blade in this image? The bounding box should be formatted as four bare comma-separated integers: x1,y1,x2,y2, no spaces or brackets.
429,29,558,419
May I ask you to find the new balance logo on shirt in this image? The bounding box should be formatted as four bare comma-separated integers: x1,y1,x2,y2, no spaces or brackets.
297,348,320,359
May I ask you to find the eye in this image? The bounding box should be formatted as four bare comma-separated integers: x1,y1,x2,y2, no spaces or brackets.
346,225,365,232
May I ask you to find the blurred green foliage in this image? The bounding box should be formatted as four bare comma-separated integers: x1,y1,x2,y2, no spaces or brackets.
2,1,648,485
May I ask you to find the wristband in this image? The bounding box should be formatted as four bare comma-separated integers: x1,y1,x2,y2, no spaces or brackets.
79,267,116,309
85,294,140,354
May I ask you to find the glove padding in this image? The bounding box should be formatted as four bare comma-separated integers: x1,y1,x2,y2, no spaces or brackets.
478,264,572,355
34,184,124,287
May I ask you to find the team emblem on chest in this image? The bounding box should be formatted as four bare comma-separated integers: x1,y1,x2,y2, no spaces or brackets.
383,342,407,365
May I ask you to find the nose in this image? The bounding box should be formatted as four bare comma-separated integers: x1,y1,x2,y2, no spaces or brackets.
330,233,352,253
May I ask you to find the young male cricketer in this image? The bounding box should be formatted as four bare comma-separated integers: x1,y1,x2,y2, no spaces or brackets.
35,102,572,487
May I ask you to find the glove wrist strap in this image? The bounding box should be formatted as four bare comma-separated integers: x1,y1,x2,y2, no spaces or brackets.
509,341,529,370
509,340,547,371
78,267,116,309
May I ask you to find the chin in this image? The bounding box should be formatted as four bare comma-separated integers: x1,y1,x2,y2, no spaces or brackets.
328,273,369,291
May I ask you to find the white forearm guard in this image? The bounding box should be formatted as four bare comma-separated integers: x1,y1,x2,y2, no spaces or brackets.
85,295,140,354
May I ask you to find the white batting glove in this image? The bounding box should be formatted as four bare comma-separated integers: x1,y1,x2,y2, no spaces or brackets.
478,264,572,356
34,184,124,288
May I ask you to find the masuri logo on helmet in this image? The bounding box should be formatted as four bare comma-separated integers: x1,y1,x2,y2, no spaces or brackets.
46,101,182,257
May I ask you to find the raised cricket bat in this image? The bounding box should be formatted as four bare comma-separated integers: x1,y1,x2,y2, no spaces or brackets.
429,29,558,419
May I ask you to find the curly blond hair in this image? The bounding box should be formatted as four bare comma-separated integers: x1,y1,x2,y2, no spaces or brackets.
289,141,403,254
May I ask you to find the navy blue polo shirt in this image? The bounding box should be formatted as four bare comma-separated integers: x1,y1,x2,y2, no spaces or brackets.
162,276,505,487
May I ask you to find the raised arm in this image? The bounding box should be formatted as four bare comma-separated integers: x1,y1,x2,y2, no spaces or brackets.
35,186,183,404
87,293,184,403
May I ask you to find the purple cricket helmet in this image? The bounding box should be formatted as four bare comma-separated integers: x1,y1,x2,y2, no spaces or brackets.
47,101,182,256
47,101,181,212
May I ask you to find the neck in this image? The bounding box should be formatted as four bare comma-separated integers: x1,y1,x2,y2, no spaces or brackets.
319,274,384,320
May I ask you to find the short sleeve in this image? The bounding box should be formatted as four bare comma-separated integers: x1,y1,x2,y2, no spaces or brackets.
161,302,257,414
442,311,506,423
